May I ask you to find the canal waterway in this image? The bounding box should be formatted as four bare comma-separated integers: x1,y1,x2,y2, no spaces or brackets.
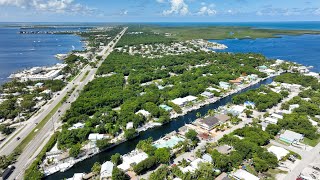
46,77,274,180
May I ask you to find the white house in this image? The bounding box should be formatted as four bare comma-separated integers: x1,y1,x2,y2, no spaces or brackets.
100,161,113,180
88,133,105,141
264,117,278,124
232,169,259,180
135,109,151,118
126,122,134,129
68,122,85,130
267,145,289,160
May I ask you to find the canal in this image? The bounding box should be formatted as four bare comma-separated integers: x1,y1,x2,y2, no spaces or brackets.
46,77,274,180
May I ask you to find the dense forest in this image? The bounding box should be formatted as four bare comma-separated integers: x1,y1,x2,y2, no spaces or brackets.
232,85,287,111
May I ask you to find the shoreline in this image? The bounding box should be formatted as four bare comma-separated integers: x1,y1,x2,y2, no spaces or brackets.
0,28,86,86
43,72,281,177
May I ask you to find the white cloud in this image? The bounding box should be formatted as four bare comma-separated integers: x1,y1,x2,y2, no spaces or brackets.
0,0,95,14
197,6,216,16
314,8,320,15
162,0,189,16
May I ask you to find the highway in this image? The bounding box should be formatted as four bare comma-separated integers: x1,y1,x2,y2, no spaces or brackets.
5,27,127,180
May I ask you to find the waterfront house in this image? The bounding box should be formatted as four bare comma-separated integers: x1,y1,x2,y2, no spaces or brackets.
279,130,304,144
219,82,230,90
232,169,259,180
214,114,231,123
228,105,245,116
171,95,198,107
199,116,220,130
88,133,105,142
206,87,221,93
267,146,289,160
100,161,113,180
258,65,268,70
117,150,148,172
247,74,258,81
200,91,214,98
66,173,85,180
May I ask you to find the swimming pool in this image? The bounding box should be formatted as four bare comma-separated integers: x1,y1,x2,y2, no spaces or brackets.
153,136,185,149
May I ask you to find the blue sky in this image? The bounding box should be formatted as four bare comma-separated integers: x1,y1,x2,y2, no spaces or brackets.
0,0,319,22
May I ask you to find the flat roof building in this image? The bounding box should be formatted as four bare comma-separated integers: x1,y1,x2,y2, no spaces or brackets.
279,130,304,144
267,145,289,160
232,169,259,180
100,161,113,180
200,116,220,130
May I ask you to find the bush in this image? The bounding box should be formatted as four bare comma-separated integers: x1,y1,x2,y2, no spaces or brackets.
133,156,157,175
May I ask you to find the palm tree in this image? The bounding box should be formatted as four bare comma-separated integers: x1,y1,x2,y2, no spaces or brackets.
196,112,202,118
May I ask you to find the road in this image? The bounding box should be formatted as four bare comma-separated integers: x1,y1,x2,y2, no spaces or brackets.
284,141,320,180
6,27,127,180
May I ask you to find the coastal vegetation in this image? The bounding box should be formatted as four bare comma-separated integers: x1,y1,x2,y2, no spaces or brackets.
142,25,320,41
232,85,288,111
57,50,272,148
274,72,320,89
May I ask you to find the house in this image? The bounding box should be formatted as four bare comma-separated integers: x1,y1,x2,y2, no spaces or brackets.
66,173,85,180
135,109,151,118
88,133,105,142
244,101,255,108
180,158,204,173
126,122,134,129
117,150,148,172
100,161,113,180
279,130,304,144
159,104,173,112
68,122,85,130
171,96,198,107
228,105,245,116
264,117,278,124
271,113,283,120
229,78,242,85
201,91,214,98
267,146,289,160
258,65,268,70
289,104,300,112
202,154,213,163
206,87,221,93
260,121,270,131
35,82,44,88
247,74,258,81
215,172,231,180
219,82,230,90
232,169,259,180
216,145,232,154
214,114,231,123
200,116,220,130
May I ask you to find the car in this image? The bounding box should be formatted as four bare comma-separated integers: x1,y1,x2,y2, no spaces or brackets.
16,137,20,140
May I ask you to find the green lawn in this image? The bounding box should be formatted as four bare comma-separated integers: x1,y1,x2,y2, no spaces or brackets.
303,137,320,147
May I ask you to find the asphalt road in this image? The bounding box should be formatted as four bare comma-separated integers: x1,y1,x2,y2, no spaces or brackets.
6,27,127,180
284,142,320,180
